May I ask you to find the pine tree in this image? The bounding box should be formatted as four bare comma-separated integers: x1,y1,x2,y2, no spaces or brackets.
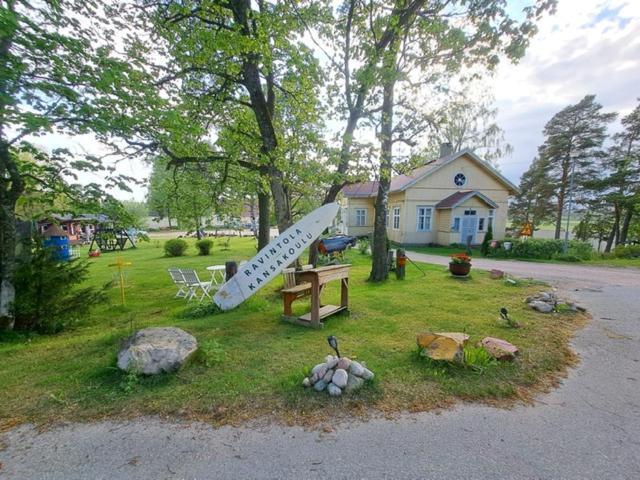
538,95,616,239
509,157,555,232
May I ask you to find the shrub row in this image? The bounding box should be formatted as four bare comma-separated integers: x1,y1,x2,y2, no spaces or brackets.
611,244,640,258
164,238,215,257
489,238,592,261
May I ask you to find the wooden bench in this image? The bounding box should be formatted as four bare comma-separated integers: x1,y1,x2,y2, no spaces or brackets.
282,282,312,316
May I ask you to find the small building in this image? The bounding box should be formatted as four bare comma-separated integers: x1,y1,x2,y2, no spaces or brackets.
38,214,109,244
340,147,518,246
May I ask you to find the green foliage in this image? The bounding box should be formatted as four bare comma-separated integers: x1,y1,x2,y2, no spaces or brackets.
12,238,109,333
195,340,227,368
463,347,497,374
181,302,221,319
490,239,592,261
195,239,214,256
481,224,493,256
119,368,141,394
164,239,188,257
611,244,640,258
357,238,370,255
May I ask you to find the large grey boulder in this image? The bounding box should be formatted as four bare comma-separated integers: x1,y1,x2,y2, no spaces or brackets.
117,327,198,375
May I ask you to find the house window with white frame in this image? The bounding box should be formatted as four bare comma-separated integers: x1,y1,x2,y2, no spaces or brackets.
478,217,485,232
488,209,495,230
355,208,366,227
452,217,460,232
392,207,401,230
416,206,432,232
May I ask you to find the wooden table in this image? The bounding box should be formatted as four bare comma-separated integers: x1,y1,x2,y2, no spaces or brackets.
284,264,351,328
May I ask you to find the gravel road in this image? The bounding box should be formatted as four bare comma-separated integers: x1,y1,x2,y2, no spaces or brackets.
1,258,639,480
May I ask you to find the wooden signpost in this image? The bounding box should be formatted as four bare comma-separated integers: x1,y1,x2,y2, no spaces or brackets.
213,203,340,311
108,257,132,306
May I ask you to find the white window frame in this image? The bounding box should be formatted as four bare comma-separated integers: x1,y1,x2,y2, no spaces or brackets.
452,217,461,232
392,207,401,230
488,209,495,230
355,208,366,227
416,205,433,232
478,217,485,232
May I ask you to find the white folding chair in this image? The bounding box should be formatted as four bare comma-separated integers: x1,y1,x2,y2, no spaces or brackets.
168,268,187,298
180,269,212,302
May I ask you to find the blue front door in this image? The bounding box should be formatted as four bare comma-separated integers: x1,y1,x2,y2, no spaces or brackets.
461,214,477,245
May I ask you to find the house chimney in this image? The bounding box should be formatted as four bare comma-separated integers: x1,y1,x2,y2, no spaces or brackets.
439,142,453,158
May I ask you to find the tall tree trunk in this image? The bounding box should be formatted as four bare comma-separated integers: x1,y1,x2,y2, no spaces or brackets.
619,206,633,245
257,188,270,250
604,204,621,252
369,36,399,282
0,141,22,330
269,171,292,234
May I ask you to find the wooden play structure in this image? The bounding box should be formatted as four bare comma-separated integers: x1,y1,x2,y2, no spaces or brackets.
282,264,351,328
89,227,136,252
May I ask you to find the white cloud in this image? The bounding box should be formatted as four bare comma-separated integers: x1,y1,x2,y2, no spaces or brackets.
492,0,640,184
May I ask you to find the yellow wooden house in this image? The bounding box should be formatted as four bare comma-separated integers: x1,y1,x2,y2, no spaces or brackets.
340,147,518,246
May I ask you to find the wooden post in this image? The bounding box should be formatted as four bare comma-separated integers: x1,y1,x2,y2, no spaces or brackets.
311,279,321,328
341,278,349,309
396,248,406,280
225,261,238,282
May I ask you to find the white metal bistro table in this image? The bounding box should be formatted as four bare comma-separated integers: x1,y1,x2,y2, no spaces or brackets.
206,265,226,288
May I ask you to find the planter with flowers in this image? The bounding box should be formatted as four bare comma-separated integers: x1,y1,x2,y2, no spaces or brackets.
449,253,471,276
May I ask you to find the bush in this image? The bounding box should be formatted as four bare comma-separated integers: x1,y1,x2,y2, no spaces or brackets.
164,238,189,257
195,239,213,256
12,238,109,333
480,224,493,256
356,238,369,255
612,244,640,258
490,238,592,260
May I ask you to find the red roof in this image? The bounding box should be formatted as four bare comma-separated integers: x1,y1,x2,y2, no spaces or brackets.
435,191,499,209
341,181,379,197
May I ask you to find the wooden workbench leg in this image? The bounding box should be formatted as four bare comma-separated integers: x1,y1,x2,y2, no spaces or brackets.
283,293,293,316
341,278,349,308
311,281,320,327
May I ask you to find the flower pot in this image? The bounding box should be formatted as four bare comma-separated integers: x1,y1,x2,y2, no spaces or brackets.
449,262,471,276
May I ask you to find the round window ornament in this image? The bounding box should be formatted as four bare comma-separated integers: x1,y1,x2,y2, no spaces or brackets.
454,173,466,187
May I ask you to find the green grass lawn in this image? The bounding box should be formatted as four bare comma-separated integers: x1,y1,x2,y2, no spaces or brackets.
0,236,584,428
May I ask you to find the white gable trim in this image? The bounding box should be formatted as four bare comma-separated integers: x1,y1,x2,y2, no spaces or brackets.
396,150,519,194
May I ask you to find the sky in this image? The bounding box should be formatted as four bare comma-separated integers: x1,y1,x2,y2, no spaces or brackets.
31,0,640,202
492,0,640,182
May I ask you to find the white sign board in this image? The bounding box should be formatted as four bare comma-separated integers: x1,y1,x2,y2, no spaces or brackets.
213,202,340,310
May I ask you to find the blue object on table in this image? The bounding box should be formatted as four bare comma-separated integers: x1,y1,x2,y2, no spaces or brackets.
318,235,357,255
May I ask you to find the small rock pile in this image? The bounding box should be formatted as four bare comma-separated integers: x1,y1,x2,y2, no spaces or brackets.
527,291,586,314
302,355,374,396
